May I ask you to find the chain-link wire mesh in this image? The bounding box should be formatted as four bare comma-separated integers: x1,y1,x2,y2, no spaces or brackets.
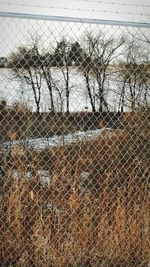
0,14,150,267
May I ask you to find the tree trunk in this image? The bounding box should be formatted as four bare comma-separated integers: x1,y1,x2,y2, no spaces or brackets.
85,73,96,113
42,67,55,112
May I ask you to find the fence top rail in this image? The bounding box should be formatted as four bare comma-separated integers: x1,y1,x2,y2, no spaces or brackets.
0,11,150,28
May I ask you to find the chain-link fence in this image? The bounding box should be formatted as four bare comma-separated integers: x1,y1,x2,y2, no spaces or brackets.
0,13,150,267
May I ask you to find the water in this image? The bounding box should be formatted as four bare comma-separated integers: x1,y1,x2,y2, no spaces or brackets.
0,68,118,112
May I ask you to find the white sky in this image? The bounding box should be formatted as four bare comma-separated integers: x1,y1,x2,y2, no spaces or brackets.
0,0,150,23
0,0,149,57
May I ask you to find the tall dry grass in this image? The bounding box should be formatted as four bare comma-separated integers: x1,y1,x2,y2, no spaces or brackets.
0,127,149,266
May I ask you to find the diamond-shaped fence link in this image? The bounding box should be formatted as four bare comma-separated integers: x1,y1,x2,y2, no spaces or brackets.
0,14,150,267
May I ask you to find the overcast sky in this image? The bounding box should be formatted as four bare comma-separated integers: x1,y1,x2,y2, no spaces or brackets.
0,0,149,23
0,0,149,57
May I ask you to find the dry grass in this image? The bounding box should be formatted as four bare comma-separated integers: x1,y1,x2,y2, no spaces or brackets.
0,102,124,141
0,126,150,267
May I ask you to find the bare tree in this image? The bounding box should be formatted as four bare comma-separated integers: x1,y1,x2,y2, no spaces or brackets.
27,36,56,113
127,23,150,45
8,45,43,114
40,52,55,113
53,39,72,113
81,31,125,112
117,40,150,112
81,57,96,113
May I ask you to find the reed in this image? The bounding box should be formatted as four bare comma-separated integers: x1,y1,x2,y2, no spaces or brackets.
0,127,149,267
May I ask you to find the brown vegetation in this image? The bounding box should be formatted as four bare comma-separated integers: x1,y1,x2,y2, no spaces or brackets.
0,102,124,143
0,116,149,266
